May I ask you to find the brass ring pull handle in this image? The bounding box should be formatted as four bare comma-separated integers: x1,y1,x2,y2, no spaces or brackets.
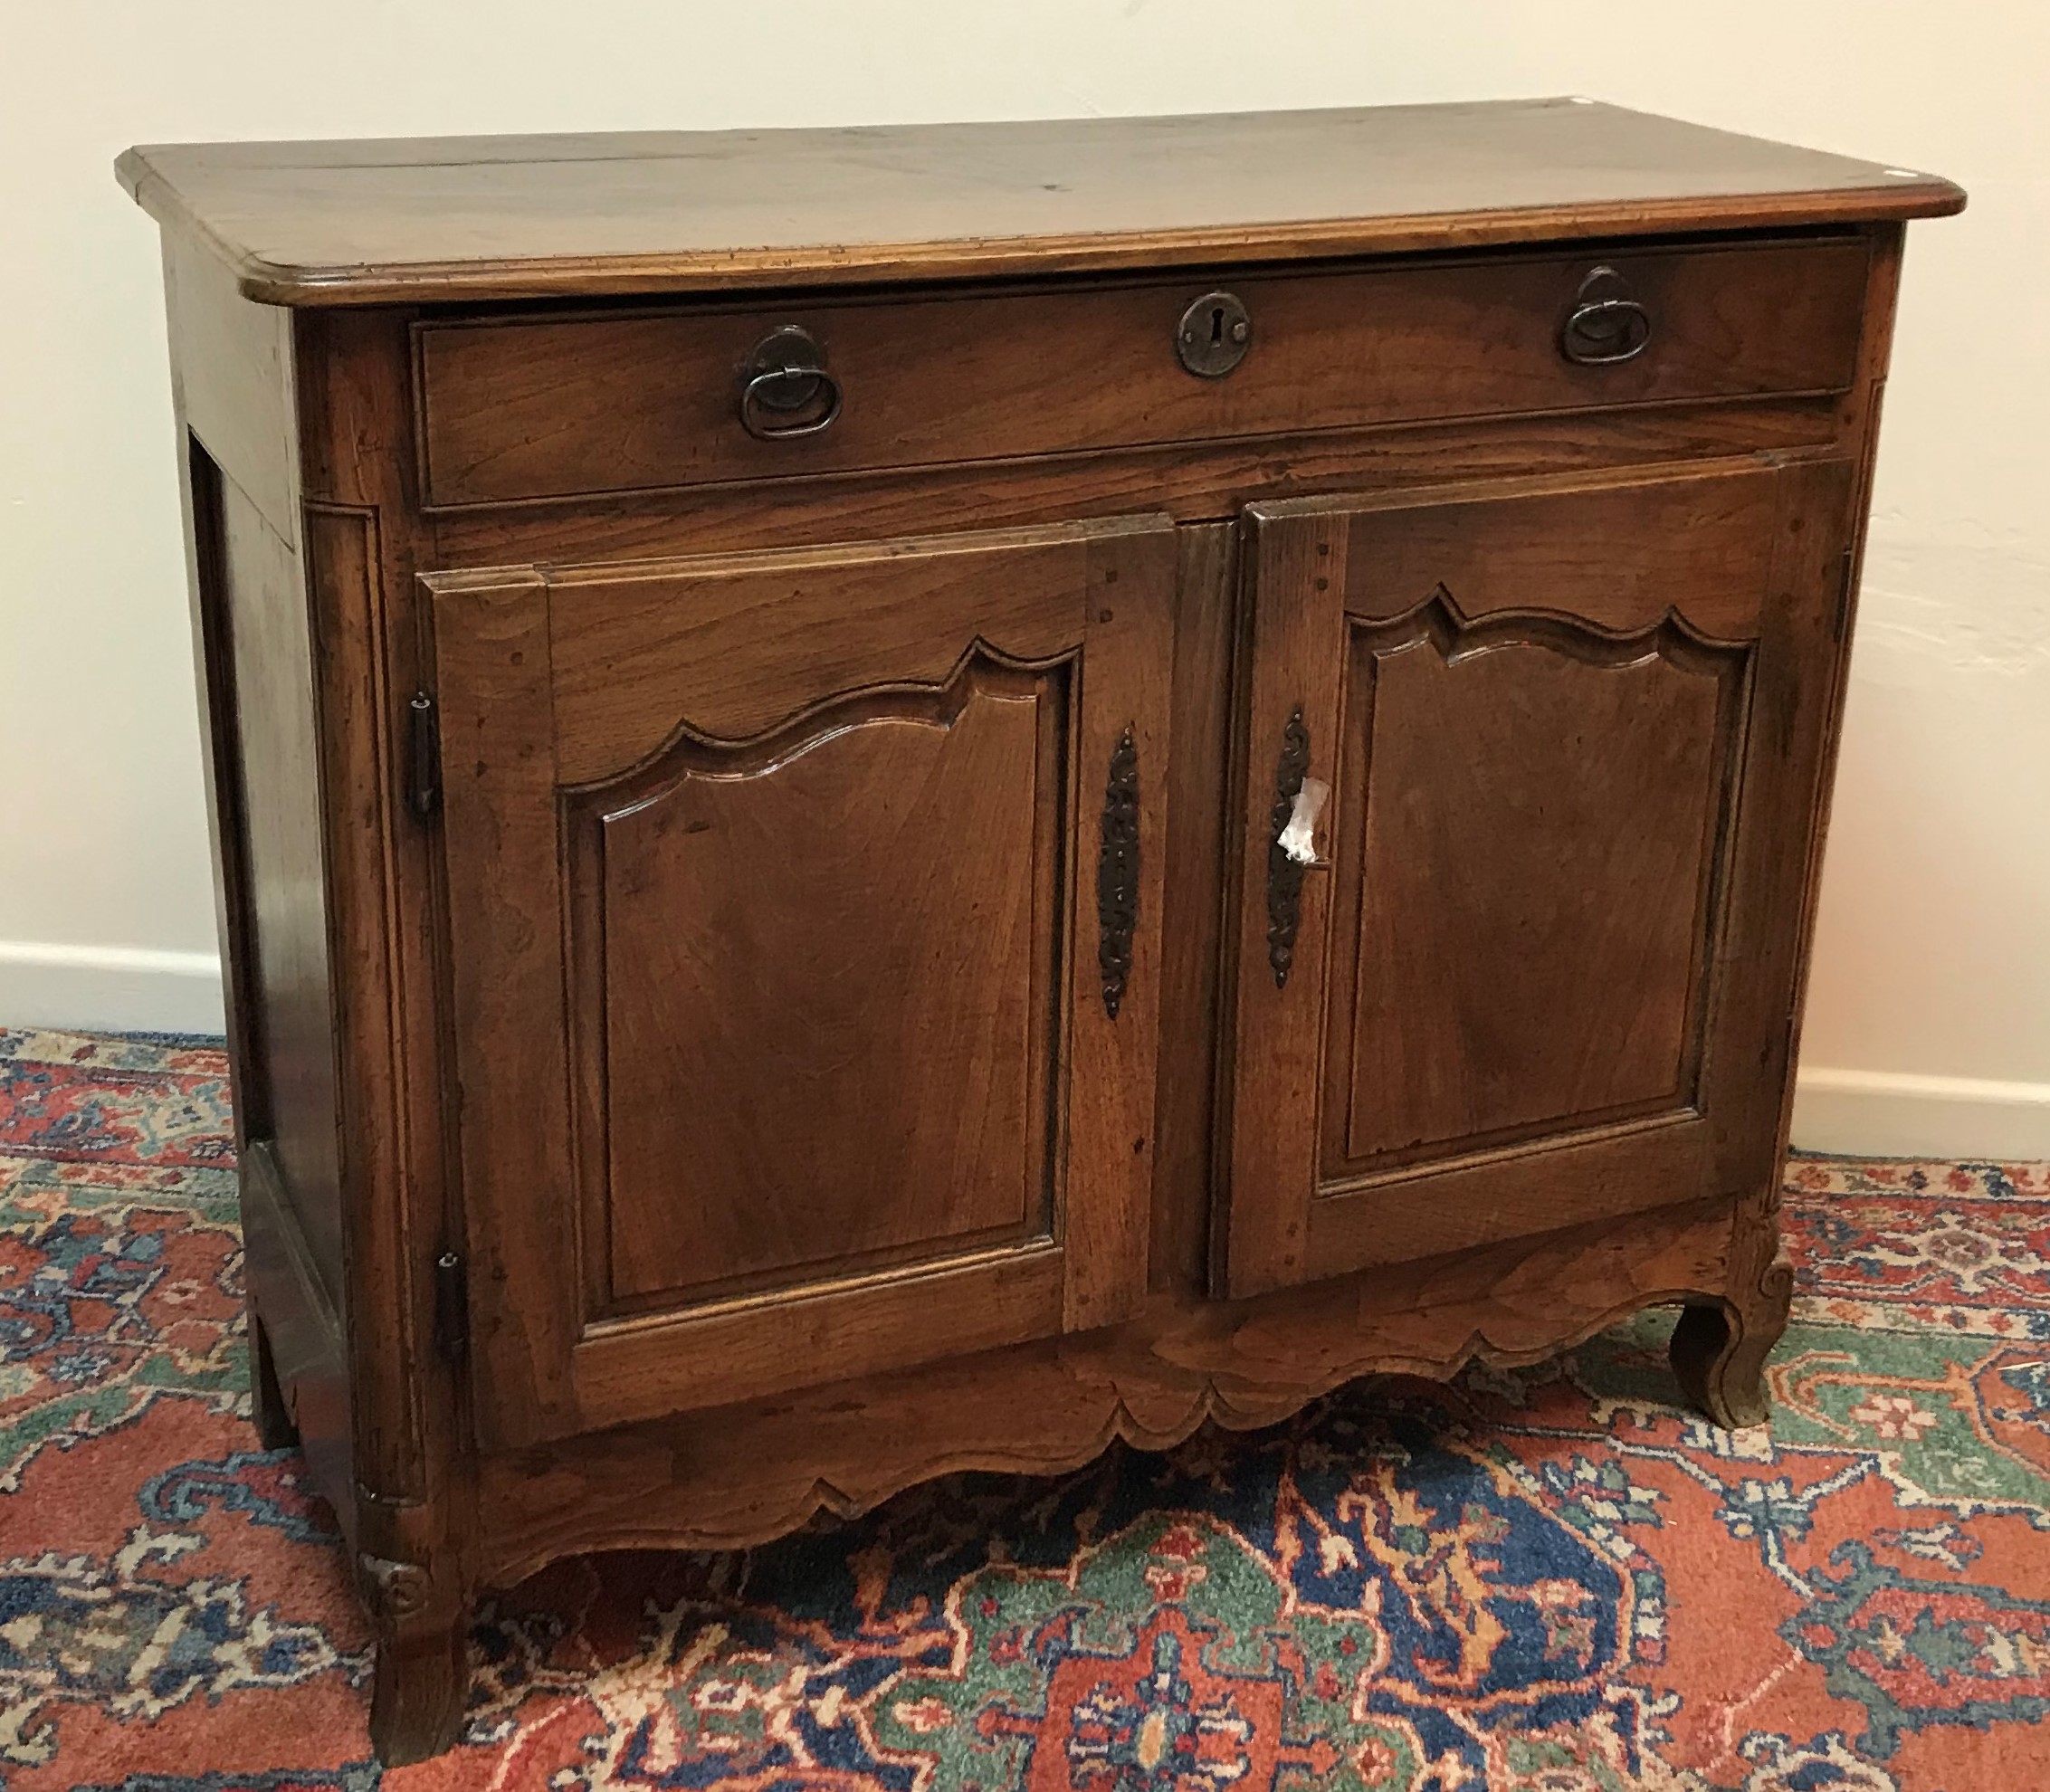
739,325,843,439
1560,266,1652,366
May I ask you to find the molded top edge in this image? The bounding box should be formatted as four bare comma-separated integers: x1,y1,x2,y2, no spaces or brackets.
117,100,1965,307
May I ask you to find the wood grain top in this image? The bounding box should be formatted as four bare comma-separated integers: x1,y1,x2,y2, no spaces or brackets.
118,99,1963,307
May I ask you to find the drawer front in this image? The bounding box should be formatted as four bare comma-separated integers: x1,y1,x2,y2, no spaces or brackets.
417,240,1869,507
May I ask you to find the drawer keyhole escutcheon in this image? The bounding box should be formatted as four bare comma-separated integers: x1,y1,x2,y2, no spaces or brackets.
739,324,844,439
1176,290,1253,377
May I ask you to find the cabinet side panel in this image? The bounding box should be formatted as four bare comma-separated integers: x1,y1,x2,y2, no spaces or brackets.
181,439,353,1524
182,441,266,1141
215,479,348,1311
161,230,344,1298
1778,226,1902,1135
164,236,348,1316
164,233,300,548
163,225,356,1530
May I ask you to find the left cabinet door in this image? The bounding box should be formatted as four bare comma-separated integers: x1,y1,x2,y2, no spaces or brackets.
426,515,1176,1449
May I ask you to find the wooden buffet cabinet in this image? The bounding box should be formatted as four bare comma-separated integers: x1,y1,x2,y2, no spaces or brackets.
119,101,1960,1760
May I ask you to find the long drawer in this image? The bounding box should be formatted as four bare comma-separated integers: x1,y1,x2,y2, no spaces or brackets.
415,238,1869,507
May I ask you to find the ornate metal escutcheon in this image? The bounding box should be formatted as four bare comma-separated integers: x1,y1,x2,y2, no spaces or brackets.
1098,727,1140,1017
1266,707,1311,987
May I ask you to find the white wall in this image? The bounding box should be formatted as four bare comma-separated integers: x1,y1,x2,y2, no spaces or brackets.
4,3,2045,1150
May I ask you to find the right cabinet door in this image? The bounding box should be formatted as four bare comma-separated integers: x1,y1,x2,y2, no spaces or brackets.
1218,460,1855,1298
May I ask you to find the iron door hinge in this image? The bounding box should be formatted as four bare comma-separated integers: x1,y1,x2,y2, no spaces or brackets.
432,1250,468,1363
406,691,441,821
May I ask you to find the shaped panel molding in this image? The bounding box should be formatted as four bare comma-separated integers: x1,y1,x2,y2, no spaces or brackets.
1321,586,1750,1183
566,648,1073,1315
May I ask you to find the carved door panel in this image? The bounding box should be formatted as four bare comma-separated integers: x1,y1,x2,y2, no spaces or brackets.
429,515,1175,1448
1217,461,1855,1298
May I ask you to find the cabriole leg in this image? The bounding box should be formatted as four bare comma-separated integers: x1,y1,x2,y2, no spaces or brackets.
360,1555,471,1765
1670,1252,1795,1428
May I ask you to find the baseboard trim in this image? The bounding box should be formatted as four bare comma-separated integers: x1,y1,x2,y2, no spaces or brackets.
1792,1065,2050,1160
0,939,225,1035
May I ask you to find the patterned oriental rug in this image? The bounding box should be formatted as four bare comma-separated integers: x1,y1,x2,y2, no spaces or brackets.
3,1026,2048,1791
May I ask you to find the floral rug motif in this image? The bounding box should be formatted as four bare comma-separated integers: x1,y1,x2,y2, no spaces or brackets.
3,1023,2048,1789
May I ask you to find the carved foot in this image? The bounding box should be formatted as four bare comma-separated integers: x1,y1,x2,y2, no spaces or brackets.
361,1556,470,1765
1670,1254,1795,1429
247,1307,300,1451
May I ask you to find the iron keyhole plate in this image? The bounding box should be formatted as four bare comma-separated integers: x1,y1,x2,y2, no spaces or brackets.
1176,290,1252,377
